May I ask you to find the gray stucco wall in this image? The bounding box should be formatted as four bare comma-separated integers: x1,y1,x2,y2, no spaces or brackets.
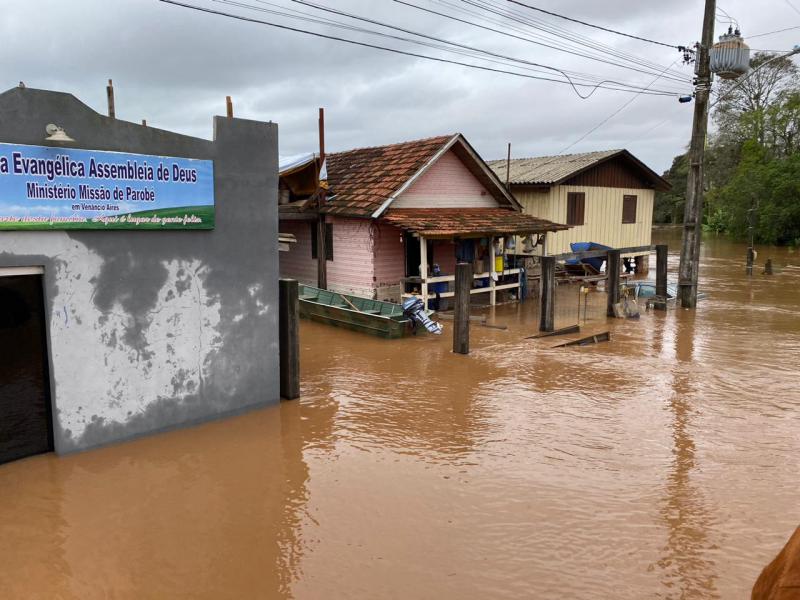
0,87,279,453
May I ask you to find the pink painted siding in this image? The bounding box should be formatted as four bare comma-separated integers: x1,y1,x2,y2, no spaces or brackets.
325,217,376,297
279,220,318,285
393,149,498,209
373,223,406,286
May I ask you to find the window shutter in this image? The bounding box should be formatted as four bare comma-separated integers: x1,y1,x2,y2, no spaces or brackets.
622,195,637,224
567,192,585,226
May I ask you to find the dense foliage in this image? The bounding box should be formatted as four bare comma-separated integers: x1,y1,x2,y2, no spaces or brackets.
655,52,800,245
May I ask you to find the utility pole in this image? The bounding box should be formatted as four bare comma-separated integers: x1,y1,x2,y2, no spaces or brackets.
677,0,716,308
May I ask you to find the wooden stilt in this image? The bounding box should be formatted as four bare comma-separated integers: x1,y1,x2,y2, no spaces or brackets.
279,279,300,400
655,244,668,311
539,255,555,332
453,262,472,355
606,249,621,317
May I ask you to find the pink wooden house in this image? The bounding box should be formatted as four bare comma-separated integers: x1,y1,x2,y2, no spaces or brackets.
279,134,567,306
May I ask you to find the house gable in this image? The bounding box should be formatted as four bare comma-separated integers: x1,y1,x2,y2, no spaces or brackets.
561,155,659,190
392,149,499,209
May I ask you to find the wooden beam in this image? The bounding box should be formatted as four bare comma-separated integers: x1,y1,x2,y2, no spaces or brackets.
606,249,621,317
420,236,428,309
489,236,497,306
279,279,300,400
539,255,555,332
655,244,668,311
226,96,233,118
551,244,654,262
526,324,579,339
317,107,328,289
453,262,472,354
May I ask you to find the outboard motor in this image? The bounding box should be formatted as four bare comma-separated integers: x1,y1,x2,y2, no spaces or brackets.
402,297,443,335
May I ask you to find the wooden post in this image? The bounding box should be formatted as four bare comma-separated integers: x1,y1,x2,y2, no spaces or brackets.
420,236,428,309
453,262,472,355
317,107,328,290
106,79,115,119
489,236,497,306
539,255,555,332
279,279,300,400
505,142,511,189
606,249,621,317
226,96,233,118
764,258,773,275
655,244,668,311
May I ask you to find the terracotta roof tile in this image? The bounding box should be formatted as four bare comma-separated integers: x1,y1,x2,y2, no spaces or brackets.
380,208,569,238
322,135,454,217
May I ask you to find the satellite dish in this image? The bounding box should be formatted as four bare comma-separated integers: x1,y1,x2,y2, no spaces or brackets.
45,124,75,143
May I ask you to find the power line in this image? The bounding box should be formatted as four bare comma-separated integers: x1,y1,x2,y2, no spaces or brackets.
274,0,682,98
785,0,800,17
451,0,691,82
392,0,691,85
505,0,680,49
749,24,800,39
159,0,679,96
555,60,682,155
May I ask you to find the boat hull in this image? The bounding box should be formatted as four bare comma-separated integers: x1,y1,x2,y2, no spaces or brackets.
297,285,412,339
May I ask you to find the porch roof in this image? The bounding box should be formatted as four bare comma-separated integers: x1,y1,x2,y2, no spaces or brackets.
380,207,568,239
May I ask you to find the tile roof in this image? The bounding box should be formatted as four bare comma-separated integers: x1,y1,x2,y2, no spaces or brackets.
322,134,455,218
487,150,622,185
380,207,569,238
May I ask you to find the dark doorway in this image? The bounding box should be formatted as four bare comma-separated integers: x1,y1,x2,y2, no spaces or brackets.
404,232,420,277
0,275,54,465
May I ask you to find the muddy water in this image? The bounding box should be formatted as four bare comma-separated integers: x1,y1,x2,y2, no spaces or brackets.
1,230,798,599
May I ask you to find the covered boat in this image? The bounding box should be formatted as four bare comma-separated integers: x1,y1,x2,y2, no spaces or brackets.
564,241,612,275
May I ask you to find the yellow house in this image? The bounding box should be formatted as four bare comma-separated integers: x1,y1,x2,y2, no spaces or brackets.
488,149,671,272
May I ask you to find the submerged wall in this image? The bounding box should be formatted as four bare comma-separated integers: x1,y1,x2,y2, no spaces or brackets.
0,87,280,453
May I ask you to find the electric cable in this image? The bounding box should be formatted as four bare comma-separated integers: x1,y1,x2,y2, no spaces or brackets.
159,0,681,96
504,0,680,48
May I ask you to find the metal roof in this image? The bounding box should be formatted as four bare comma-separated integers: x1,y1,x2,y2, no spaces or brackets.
487,149,669,190
488,150,621,185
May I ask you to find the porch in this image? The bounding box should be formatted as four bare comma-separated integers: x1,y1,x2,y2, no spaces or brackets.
380,207,568,308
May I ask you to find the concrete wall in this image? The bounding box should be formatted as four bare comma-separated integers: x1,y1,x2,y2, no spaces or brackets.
513,184,655,257
0,87,280,453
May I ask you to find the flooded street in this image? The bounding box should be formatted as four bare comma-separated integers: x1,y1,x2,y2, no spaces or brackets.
1,229,799,599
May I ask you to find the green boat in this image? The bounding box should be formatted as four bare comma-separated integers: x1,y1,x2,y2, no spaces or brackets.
298,285,412,339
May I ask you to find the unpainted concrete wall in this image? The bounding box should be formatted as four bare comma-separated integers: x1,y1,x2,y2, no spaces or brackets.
0,87,280,453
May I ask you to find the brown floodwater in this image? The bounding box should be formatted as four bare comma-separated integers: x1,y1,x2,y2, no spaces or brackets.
1,229,799,599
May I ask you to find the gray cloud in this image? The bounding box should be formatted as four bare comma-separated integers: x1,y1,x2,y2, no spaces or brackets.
3,0,797,172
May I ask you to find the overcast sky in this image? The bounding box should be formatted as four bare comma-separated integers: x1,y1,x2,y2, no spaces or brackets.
2,0,798,172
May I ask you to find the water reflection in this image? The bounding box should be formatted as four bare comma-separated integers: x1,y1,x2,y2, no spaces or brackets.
657,312,718,598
